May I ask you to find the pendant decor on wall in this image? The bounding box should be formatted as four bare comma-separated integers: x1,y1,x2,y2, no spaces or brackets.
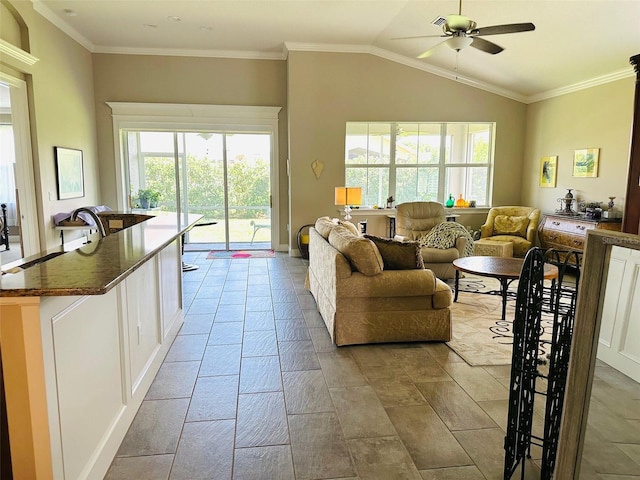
311,159,324,179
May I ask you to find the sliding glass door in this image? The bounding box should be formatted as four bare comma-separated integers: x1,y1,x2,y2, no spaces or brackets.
124,129,272,251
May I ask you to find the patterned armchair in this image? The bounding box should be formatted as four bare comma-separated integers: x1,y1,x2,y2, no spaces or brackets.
480,206,541,258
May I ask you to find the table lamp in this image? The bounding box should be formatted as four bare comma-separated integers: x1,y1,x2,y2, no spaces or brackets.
335,187,362,221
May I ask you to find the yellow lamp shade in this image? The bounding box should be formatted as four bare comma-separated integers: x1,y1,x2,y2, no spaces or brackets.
335,187,362,206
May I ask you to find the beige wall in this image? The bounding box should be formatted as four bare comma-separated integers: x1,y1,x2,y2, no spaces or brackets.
3,3,635,254
92,54,289,245
287,51,528,247
2,1,99,249
522,77,634,219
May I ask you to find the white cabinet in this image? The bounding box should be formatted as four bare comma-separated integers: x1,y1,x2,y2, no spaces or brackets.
37,241,184,480
597,246,640,382
158,239,182,338
40,291,124,480
124,259,161,395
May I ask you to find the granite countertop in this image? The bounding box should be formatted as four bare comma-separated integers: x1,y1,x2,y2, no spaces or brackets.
0,212,203,297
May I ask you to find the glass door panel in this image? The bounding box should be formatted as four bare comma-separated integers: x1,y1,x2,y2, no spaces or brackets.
225,133,271,249
182,132,226,249
125,129,272,251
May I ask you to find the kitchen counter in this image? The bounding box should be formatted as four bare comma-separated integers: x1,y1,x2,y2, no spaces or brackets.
1,211,202,297
1,211,202,479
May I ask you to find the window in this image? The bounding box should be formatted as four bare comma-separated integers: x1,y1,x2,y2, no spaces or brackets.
345,122,494,207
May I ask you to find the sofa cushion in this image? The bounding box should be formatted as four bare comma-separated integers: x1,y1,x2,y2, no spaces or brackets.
484,235,532,258
432,278,453,309
337,268,438,298
329,225,383,276
364,235,424,270
339,220,360,236
493,215,528,237
421,246,459,263
315,216,339,238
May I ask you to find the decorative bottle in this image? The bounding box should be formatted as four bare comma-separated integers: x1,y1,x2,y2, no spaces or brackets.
445,194,455,208
454,194,466,207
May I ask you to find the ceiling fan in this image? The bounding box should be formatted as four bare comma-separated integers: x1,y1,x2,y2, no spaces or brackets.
395,0,535,58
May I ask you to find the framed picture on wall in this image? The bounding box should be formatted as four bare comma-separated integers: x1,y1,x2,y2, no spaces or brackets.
540,155,557,187
573,148,599,178
54,147,85,200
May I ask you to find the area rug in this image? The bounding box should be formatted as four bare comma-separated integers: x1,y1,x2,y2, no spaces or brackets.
206,249,275,259
447,275,560,366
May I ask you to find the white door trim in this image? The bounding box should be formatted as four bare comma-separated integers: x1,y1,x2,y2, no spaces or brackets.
0,72,41,255
107,103,282,249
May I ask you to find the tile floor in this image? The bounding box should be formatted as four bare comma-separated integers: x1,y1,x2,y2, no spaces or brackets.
104,253,640,480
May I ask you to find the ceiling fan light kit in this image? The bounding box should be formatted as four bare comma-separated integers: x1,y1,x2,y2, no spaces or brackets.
447,35,473,51
394,0,535,59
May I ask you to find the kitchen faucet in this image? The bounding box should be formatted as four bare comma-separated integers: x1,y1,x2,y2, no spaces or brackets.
70,207,107,239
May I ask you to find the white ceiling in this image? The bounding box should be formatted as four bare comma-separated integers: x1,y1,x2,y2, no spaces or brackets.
33,0,640,103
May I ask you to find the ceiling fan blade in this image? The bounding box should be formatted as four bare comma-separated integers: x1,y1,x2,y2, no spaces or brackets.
417,39,449,59
470,22,535,36
392,34,447,40
470,36,504,55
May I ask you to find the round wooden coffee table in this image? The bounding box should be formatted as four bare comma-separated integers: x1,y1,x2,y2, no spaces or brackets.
453,256,559,320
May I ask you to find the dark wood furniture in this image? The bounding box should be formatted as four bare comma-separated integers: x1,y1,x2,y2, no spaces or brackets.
1,203,9,251
538,214,622,262
453,256,558,320
623,54,640,234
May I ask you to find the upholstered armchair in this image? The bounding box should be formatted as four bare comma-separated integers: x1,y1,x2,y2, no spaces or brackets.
480,206,541,257
394,201,469,280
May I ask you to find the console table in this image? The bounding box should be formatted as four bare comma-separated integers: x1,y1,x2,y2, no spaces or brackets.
538,213,622,260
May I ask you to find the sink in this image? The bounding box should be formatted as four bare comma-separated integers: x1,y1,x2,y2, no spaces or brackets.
2,251,66,274
18,251,66,269
98,212,154,234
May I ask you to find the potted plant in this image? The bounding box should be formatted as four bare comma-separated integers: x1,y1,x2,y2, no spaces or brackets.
149,190,161,208
137,189,153,209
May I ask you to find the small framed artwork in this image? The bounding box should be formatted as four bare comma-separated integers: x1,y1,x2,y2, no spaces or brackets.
573,148,599,178
54,147,85,200
540,155,557,187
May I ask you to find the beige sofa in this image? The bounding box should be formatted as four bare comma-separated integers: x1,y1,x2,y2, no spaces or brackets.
306,218,452,346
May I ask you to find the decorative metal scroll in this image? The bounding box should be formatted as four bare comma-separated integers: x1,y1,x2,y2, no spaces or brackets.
539,250,581,479
504,247,547,479
503,248,581,480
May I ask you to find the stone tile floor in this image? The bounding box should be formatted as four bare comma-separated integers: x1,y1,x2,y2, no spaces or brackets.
104,253,640,479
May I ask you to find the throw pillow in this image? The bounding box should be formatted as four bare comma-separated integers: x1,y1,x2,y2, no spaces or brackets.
328,225,383,276
364,235,424,270
493,215,529,237
314,216,338,239
338,220,360,236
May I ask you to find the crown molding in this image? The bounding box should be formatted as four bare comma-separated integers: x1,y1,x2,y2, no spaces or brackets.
525,68,635,103
284,42,528,103
93,45,285,60
32,0,95,51
26,4,634,104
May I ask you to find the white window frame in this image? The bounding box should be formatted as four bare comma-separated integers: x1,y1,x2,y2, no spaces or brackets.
345,122,495,207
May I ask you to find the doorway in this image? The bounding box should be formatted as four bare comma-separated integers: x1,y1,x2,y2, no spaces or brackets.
124,129,273,251
0,76,39,267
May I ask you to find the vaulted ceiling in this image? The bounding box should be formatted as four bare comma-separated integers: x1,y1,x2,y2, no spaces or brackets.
34,0,640,103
